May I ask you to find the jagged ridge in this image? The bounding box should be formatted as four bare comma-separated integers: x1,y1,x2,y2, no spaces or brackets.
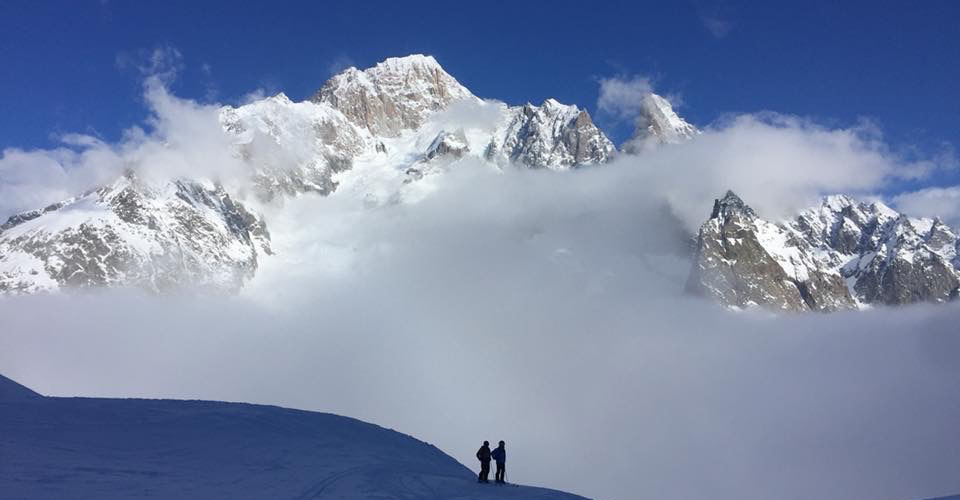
687,191,960,310
0,172,270,294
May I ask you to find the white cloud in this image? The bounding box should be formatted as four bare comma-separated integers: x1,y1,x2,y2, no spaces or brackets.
115,46,184,86
629,112,922,227
700,14,733,38
596,75,687,147
893,186,960,226
4,124,955,498
0,50,247,219
132,77,245,184
239,88,268,105
327,54,356,77
0,144,125,218
597,75,654,122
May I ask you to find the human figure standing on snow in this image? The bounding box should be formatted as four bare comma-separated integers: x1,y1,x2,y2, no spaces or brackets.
476,440,492,483
491,440,506,484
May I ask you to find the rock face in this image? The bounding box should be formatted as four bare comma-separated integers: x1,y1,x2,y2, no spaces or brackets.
404,130,471,183
217,55,615,200
0,172,270,294
486,99,615,169
424,130,469,161
687,191,960,310
311,54,476,137
623,93,698,153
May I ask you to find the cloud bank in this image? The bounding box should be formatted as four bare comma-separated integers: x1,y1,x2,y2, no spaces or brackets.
894,186,960,227
4,157,960,500
597,75,655,123
0,52,242,218
2,181,959,500
631,113,928,227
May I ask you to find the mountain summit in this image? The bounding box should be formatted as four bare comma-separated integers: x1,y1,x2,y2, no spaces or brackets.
312,54,477,137
623,93,699,153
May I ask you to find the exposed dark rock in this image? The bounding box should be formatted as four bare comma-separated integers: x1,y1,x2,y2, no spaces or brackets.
688,191,960,310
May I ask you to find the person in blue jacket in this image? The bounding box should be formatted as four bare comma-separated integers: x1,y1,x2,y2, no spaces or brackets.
491,440,506,484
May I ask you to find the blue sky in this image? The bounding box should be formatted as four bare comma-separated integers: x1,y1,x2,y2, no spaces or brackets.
1,1,958,187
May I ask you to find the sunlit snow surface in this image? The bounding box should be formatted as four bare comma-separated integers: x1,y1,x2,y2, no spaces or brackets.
0,375,585,500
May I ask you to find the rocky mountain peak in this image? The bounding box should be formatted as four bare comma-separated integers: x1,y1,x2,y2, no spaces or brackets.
710,190,756,221
312,54,476,137
927,218,958,250
267,92,292,104
689,190,960,310
687,189,841,312
540,98,570,112
486,99,614,169
623,93,698,153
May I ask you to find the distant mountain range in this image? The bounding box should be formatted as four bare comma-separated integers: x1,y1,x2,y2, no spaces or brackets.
1,54,956,309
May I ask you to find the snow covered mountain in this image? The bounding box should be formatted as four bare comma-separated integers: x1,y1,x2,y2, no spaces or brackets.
218,91,369,200
485,98,615,168
686,191,960,311
2,53,957,309
311,54,477,138
0,55,615,294
0,373,587,500
219,54,613,201
0,171,269,294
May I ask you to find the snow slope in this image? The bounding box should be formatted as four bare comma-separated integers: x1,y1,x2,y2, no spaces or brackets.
0,374,588,500
0,172,270,294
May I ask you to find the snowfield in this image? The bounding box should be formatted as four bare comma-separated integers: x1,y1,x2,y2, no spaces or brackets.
0,374,587,500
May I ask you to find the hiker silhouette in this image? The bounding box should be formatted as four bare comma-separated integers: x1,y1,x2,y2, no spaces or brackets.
491,440,506,484
476,441,492,482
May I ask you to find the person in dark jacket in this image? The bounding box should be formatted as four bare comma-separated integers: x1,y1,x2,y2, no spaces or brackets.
491,440,506,484
476,441,492,483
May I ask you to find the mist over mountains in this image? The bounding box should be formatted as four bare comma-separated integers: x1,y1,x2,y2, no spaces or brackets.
2,52,960,500
1,54,956,310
